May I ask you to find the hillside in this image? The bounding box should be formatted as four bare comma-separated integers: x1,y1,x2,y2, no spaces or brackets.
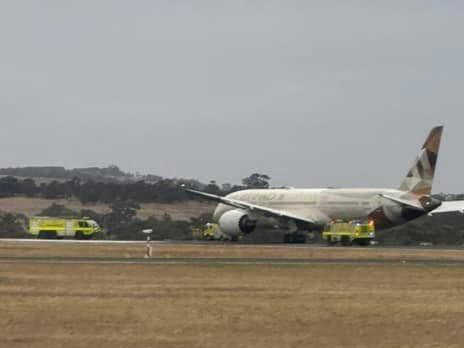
0,165,158,183
0,197,215,221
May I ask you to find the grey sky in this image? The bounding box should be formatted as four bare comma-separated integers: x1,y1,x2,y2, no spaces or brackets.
0,1,463,192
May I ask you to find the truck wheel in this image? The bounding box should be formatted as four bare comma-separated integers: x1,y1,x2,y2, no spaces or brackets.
39,231,57,239
327,236,334,246
327,236,338,246
341,236,352,246
75,232,84,240
355,238,370,246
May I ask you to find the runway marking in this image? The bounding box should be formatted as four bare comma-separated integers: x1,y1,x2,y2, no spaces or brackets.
1,257,464,267
2,239,464,253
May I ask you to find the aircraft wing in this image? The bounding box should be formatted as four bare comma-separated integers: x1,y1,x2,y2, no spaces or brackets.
429,201,464,215
182,187,317,225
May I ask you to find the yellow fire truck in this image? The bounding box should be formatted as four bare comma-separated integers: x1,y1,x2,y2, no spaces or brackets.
192,223,235,241
29,217,101,239
323,220,375,246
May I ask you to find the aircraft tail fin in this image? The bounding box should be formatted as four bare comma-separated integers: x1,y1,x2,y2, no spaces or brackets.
399,126,443,196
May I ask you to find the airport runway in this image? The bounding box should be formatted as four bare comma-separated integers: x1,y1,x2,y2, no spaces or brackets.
2,238,464,251
2,238,464,266
2,256,464,266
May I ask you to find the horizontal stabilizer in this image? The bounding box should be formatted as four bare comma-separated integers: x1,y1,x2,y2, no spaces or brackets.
379,194,425,211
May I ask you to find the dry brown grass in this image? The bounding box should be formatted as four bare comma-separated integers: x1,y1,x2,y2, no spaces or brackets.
0,197,214,220
1,262,464,348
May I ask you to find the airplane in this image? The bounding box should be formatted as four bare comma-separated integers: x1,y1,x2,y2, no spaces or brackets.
183,126,464,242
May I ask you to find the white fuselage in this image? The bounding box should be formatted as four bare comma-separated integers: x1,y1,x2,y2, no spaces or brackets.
214,188,422,232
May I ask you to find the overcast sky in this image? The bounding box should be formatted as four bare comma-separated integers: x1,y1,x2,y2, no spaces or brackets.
0,1,463,192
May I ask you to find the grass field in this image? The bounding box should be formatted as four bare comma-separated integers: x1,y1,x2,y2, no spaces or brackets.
1,261,464,348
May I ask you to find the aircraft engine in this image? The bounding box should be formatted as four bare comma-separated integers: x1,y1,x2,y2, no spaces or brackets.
218,209,257,236
382,204,405,224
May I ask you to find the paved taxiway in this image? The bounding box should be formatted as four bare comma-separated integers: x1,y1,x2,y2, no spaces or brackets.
2,238,464,250
2,238,464,266
2,256,464,266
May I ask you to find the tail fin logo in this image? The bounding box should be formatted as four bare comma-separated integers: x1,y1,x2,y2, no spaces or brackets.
399,126,443,196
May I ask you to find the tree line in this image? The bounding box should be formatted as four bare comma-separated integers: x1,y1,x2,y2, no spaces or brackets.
0,165,128,181
0,173,272,204
0,202,209,241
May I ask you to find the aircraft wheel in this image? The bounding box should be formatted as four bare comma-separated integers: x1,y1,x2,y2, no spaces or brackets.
327,236,336,246
295,233,307,244
284,233,306,244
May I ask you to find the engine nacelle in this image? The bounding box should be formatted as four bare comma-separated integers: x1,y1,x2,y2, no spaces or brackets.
218,209,257,236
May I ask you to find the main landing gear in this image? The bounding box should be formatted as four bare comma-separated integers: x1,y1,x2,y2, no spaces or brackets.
283,232,307,244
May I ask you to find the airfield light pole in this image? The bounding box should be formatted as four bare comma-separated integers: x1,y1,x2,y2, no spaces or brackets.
142,229,153,258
